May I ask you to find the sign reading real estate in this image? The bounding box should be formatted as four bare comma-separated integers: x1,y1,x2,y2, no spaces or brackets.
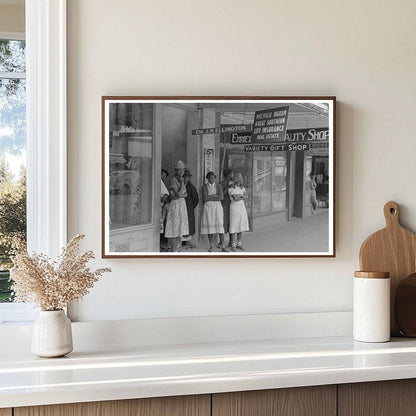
252,106,289,144
192,124,252,135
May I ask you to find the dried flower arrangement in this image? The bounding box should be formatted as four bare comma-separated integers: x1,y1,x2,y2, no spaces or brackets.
10,234,111,311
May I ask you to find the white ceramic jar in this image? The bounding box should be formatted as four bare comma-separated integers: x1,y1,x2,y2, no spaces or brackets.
353,271,390,343
31,310,73,357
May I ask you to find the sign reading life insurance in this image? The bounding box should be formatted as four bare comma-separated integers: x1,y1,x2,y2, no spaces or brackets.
252,106,289,144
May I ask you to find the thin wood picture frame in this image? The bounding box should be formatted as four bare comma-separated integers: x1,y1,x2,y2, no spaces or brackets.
102,96,336,258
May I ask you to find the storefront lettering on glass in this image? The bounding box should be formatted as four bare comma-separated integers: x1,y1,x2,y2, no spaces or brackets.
252,106,289,143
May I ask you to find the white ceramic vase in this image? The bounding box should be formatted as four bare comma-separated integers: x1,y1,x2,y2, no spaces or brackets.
31,310,73,358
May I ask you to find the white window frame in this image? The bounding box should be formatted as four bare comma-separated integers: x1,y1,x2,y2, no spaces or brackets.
0,0,67,323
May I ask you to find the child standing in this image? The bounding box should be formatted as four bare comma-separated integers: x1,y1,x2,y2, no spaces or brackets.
228,173,249,251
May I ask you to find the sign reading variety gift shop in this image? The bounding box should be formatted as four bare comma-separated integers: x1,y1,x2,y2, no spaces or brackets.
244,142,329,152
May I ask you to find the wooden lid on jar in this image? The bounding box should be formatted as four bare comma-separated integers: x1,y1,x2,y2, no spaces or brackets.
354,271,390,279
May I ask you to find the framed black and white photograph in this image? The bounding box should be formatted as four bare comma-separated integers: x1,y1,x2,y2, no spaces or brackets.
102,97,336,257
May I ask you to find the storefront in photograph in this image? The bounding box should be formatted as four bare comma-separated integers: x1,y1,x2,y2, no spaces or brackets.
103,98,334,257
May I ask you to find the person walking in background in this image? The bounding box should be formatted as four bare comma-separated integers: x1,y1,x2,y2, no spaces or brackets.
182,169,199,248
228,173,249,251
219,168,234,247
201,171,225,252
164,160,189,252
309,171,318,215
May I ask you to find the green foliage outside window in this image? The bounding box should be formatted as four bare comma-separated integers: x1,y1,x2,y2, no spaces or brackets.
0,161,26,302
0,39,27,302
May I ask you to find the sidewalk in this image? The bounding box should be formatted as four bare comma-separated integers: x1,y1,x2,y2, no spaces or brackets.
183,208,329,253
243,209,329,253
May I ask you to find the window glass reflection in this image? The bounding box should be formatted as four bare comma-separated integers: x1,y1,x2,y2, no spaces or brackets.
109,103,153,229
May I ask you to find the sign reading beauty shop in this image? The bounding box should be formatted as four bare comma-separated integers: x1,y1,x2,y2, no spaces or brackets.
285,127,329,143
252,106,289,144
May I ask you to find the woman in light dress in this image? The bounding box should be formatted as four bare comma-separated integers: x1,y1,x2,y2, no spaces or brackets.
201,171,226,252
164,160,189,252
228,173,249,251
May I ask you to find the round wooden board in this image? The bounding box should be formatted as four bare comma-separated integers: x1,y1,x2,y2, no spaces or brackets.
395,273,416,337
359,201,416,336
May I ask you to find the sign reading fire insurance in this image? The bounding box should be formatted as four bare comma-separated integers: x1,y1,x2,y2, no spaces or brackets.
252,106,289,143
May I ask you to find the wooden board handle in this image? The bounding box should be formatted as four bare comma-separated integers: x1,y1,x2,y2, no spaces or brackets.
384,201,400,228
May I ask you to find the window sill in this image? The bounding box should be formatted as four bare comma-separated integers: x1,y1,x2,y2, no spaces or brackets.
0,303,35,324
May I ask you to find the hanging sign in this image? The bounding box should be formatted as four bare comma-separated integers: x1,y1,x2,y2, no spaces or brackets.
308,148,329,155
230,132,252,144
244,142,329,152
310,142,329,149
192,124,252,135
244,143,310,152
244,128,330,151
252,106,289,144
285,127,329,143
204,148,214,177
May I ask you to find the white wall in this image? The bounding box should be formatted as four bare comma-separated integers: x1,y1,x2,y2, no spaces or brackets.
67,0,416,322
0,3,24,33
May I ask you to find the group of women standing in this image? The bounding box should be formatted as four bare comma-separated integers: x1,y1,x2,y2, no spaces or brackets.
162,161,249,252
201,170,249,252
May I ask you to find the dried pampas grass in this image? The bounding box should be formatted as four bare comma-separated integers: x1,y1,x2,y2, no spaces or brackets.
10,234,111,311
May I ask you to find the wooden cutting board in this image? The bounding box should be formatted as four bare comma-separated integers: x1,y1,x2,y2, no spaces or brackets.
395,273,416,337
359,201,416,336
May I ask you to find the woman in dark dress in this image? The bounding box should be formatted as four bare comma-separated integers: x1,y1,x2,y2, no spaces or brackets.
182,169,199,247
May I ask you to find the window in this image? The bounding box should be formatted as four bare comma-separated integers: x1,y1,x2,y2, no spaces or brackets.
0,35,26,305
109,103,154,230
0,0,68,323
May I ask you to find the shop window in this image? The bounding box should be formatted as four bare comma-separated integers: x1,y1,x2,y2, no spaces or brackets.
304,156,313,209
310,155,329,207
253,153,272,215
109,103,153,229
252,151,287,216
272,154,287,211
227,150,252,214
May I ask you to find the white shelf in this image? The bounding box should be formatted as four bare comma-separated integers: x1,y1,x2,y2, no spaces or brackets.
2,335,416,408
